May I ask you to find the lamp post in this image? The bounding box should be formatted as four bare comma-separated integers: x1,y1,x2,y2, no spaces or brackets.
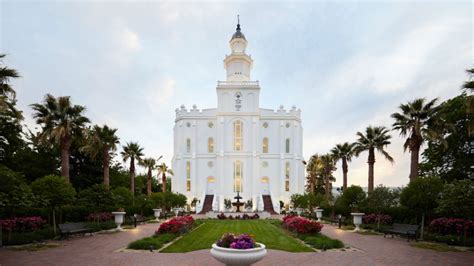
338,214,342,229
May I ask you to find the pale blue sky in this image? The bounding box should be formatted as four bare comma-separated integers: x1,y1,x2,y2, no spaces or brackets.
1,1,472,187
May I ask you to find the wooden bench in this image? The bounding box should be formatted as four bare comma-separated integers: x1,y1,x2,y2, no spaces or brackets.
58,222,93,238
382,223,419,241
130,214,146,226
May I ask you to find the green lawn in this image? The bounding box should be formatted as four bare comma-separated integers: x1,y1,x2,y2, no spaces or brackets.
161,219,314,253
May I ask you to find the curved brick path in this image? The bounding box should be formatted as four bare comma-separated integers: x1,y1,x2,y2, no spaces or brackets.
0,222,472,266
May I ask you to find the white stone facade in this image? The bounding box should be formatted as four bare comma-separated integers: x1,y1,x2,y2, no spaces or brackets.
172,23,304,213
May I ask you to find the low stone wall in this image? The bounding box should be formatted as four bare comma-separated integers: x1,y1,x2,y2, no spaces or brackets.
206,211,271,219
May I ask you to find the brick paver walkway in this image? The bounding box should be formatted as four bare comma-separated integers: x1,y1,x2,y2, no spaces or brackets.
0,223,472,265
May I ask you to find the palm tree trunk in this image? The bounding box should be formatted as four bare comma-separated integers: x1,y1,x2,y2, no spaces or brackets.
409,145,420,182
162,172,166,192
60,138,71,182
147,168,152,196
324,174,330,200
368,148,375,193
310,175,315,193
342,157,348,190
130,158,135,195
103,151,110,189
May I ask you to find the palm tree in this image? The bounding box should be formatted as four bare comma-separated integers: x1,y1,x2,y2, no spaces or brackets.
331,142,356,191
391,98,442,182
305,154,321,194
0,54,21,118
121,142,144,195
354,126,394,193
82,125,120,189
31,94,90,182
320,154,337,200
140,157,157,196
157,162,173,192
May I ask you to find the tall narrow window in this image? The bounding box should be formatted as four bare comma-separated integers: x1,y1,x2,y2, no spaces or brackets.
234,120,242,151
285,162,290,192
186,161,191,192
186,138,191,153
262,138,269,153
208,137,214,153
285,138,290,154
233,160,243,192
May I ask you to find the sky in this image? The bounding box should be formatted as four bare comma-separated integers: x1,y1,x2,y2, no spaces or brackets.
1,1,472,188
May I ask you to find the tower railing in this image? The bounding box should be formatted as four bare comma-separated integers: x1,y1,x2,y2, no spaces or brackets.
217,81,259,86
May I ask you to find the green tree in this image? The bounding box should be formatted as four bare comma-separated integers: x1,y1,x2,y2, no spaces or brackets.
82,125,120,189
140,157,157,196
363,185,399,229
77,184,115,213
391,98,443,182
400,176,444,240
337,185,366,215
112,186,134,210
157,162,173,193
31,94,90,182
0,165,32,217
0,54,21,118
419,94,473,182
120,142,144,195
355,126,394,192
305,154,323,194
331,142,356,190
320,154,337,200
437,179,474,220
31,175,76,234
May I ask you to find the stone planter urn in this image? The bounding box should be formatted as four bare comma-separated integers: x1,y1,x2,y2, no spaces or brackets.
314,208,323,222
351,212,365,231
153,208,162,221
296,208,303,216
210,243,267,266
111,211,126,231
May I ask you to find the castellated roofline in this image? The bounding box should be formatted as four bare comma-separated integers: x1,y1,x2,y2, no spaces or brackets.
175,104,301,119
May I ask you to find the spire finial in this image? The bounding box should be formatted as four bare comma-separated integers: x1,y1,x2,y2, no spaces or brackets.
236,14,241,31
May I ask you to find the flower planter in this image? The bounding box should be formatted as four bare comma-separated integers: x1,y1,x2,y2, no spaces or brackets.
210,243,267,266
111,211,126,231
314,208,323,222
351,212,365,231
153,209,162,221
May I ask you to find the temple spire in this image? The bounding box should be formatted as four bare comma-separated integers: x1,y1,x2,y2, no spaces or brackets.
236,14,241,31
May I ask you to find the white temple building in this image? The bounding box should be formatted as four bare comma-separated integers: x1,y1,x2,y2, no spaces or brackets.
172,21,304,214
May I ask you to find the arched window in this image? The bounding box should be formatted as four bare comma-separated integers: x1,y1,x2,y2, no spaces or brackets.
285,162,290,192
233,160,243,192
285,138,290,154
262,137,269,153
208,137,214,153
234,120,242,151
186,138,191,153
186,161,191,192
261,176,269,183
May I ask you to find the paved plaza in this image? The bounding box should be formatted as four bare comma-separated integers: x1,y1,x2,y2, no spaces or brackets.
0,222,472,266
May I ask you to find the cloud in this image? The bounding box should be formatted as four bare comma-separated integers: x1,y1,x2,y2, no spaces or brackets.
146,78,176,113
119,28,141,52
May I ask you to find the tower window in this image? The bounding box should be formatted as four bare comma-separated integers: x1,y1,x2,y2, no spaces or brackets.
234,160,243,192
285,162,290,192
285,138,290,154
234,120,242,151
186,161,191,192
186,138,191,153
208,137,214,153
262,137,269,153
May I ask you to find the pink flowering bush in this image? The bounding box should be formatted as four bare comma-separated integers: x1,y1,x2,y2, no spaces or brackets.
0,216,46,232
216,233,257,249
363,214,392,225
86,212,114,222
156,216,194,234
282,215,323,234
429,218,474,236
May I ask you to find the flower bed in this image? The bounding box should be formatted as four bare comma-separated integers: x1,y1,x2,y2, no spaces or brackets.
362,214,392,225
86,212,114,222
217,213,260,220
282,215,323,234
216,233,257,249
0,216,46,232
429,218,474,236
156,216,194,234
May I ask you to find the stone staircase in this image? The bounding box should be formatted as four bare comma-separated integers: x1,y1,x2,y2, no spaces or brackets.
198,195,214,214
262,195,277,214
